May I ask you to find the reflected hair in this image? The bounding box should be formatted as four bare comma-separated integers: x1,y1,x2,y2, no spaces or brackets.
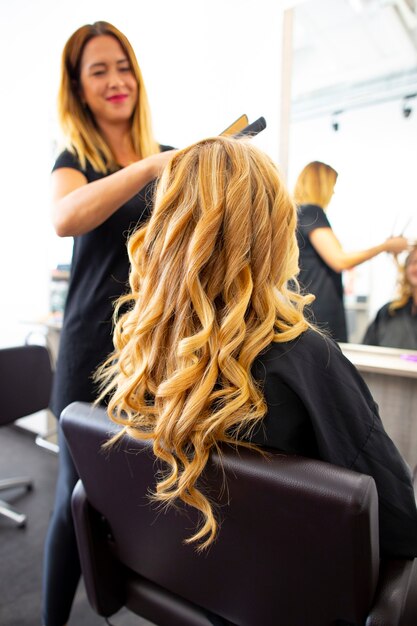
97,136,313,549
389,245,417,313
57,21,159,172
293,160,338,209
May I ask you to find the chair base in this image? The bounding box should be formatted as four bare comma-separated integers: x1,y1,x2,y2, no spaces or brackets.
36,431,59,455
0,499,27,527
0,477,33,491
0,477,33,527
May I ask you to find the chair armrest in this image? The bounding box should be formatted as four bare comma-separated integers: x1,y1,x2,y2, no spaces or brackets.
366,558,417,626
71,480,125,617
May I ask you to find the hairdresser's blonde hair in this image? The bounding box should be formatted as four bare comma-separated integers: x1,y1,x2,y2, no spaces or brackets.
389,245,417,313
58,21,159,172
294,160,338,209
99,136,313,549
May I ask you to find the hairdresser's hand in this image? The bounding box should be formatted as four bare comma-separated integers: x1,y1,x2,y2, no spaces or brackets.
145,149,178,179
383,236,409,255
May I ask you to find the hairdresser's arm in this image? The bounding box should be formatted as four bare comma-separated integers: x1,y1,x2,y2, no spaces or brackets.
309,227,408,273
52,150,175,237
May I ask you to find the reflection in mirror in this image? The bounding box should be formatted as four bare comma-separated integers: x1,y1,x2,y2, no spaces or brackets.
362,244,417,349
288,0,417,346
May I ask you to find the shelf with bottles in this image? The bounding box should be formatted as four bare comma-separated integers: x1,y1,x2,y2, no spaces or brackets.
49,263,70,326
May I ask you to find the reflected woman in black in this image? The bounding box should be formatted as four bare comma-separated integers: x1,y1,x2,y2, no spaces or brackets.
363,245,417,349
294,161,409,342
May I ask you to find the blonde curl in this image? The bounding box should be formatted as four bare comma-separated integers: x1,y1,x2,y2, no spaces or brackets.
97,136,313,549
389,245,417,313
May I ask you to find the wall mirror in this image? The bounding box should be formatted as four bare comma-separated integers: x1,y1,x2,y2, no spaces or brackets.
287,0,417,344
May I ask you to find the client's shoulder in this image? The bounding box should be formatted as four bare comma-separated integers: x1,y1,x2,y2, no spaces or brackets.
257,329,341,370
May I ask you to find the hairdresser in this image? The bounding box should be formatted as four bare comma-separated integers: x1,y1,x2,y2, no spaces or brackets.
42,21,175,626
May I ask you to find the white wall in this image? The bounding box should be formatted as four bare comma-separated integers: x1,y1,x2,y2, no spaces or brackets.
288,99,417,320
2,0,414,348
0,0,284,347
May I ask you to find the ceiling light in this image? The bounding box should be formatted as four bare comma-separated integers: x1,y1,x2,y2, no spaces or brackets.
331,110,343,132
402,93,417,117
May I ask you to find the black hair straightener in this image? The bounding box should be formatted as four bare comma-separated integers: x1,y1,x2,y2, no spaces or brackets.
220,115,267,140
233,116,267,139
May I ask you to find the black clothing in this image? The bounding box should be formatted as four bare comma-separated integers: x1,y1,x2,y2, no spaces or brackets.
50,147,171,419
43,147,171,626
251,330,417,559
363,299,417,349
43,425,80,626
297,203,348,342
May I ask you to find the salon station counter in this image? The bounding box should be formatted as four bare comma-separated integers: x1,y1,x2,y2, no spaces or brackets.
340,343,417,468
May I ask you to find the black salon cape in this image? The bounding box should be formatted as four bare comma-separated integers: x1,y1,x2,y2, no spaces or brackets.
250,329,417,559
363,299,417,350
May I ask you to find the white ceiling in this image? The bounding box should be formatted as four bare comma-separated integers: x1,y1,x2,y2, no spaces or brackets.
291,0,417,118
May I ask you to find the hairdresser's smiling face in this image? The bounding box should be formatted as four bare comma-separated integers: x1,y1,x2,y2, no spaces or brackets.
79,35,138,128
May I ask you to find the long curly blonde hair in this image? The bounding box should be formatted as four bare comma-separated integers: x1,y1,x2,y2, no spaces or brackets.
389,245,417,313
98,136,313,549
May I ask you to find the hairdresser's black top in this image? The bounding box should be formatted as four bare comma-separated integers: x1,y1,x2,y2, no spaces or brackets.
250,329,417,559
363,299,417,350
297,203,348,342
50,147,171,419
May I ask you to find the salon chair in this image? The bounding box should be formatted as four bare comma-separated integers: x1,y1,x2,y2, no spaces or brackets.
0,344,53,526
62,402,417,626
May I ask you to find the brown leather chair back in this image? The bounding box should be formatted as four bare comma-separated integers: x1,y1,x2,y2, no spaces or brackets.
61,402,401,626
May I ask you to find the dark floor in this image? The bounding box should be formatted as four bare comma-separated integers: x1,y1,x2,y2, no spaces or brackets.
0,424,154,626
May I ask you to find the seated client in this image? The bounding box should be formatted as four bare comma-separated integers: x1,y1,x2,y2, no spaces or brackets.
98,136,417,559
363,245,417,349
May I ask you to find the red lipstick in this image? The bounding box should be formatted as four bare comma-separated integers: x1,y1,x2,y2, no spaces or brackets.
107,94,128,103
